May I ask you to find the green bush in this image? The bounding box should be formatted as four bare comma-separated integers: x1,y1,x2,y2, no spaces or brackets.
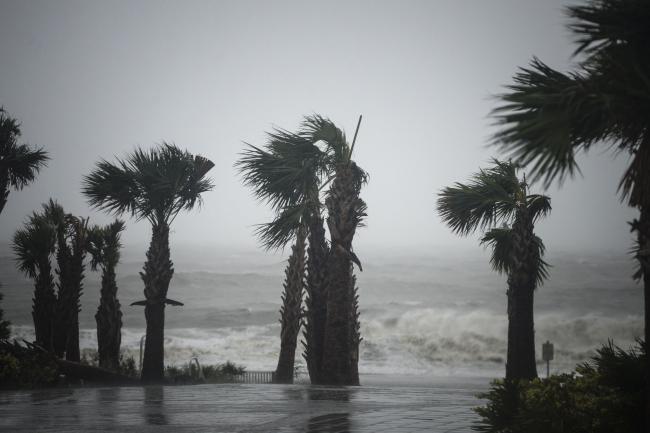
474,341,646,433
0,340,60,389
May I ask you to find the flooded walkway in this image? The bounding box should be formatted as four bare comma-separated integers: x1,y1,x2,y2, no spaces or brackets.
0,378,488,432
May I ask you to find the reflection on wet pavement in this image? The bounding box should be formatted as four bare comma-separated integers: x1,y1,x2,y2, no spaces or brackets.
0,380,487,432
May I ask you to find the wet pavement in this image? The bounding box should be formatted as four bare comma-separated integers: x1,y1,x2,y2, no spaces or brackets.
0,378,488,432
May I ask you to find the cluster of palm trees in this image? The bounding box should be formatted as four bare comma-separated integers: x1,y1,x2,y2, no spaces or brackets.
11,197,128,369
0,1,647,405
237,115,367,385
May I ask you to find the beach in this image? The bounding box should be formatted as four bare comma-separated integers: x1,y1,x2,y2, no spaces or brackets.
0,376,488,432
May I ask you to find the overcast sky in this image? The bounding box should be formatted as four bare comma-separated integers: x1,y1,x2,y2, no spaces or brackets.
0,0,638,256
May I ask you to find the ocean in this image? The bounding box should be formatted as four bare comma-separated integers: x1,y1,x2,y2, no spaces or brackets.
1,244,643,378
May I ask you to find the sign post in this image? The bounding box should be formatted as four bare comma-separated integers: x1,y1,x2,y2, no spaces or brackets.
542,340,554,378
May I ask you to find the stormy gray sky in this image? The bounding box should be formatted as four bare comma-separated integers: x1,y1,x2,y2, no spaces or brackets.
0,0,638,255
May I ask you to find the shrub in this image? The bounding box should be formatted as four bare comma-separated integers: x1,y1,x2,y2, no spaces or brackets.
0,340,60,388
474,340,646,433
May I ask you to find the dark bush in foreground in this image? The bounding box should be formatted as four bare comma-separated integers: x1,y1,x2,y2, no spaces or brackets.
0,340,60,388
474,341,646,433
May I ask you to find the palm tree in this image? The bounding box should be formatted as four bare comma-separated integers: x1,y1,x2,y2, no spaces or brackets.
0,107,49,214
41,200,88,362
237,123,327,383
317,116,367,386
12,212,57,351
437,160,550,380
0,290,9,340
82,143,214,382
490,0,650,415
87,220,125,371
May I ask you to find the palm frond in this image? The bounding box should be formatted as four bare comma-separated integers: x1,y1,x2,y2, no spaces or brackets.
236,130,325,212
255,203,310,251
481,227,514,276
481,227,550,286
492,58,616,187
300,115,349,165
0,108,49,189
532,235,550,287
526,194,552,223
567,0,650,58
83,143,214,224
437,160,519,235
12,213,56,278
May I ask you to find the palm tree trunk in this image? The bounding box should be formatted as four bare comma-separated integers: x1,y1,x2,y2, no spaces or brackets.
505,210,538,381
321,163,364,386
0,180,8,215
141,222,173,383
33,260,56,351
303,215,329,384
634,205,650,430
274,228,306,384
96,266,122,370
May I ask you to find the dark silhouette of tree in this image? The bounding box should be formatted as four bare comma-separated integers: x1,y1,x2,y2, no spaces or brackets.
491,0,650,419
317,116,367,386
438,160,550,380
83,143,214,382
12,212,57,351
0,107,49,214
0,107,49,344
42,200,88,362
237,115,367,385
237,123,327,383
0,290,9,340
87,220,125,371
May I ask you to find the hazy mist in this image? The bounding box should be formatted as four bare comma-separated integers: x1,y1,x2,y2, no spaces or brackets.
0,0,637,256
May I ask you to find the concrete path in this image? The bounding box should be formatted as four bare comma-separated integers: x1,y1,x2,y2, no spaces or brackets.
0,378,488,432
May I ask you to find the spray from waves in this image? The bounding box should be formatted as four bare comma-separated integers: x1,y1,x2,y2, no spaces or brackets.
9,307,643,377
359,308,643,376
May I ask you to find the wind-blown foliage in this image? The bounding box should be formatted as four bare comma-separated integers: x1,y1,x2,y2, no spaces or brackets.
492,0,650,417
0,107,49,214
83,143,214,225
12,212,57,350
438,159,551,380
83,143,214,382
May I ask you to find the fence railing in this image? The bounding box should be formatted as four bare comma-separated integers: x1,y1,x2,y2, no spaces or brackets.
232,370,275,384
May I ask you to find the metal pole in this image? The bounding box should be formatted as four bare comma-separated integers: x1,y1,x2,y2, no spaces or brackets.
139,335,146,372
546,360,550,378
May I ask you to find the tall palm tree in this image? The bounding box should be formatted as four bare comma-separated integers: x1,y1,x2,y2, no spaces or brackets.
0,107,49,214
41,200,88,362
437,160,550,380
490,0,650,415
318,115,367,386
82,143,214,382
0,290,9,340
12,212,57,351
87,220,125,371
237,123,327,383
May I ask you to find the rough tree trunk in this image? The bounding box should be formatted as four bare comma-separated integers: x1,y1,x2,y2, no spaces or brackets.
639,207,650,432
0,179,8,215
140,222,173,383
274,228,306,384
303,215,329,384
96,266,122,371
505,209,538,381
321,162,365,386
32,260,56,351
